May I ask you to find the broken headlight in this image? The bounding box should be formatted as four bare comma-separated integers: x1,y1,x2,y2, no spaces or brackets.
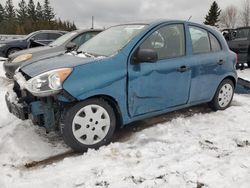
25,68,72,97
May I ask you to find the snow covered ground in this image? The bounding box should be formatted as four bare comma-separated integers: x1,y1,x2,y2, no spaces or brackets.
238,69,250,81
0,60,250,188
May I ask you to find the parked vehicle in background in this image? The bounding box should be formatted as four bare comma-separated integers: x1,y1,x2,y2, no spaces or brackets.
5,20,237,152
227,27,250,69
222,28,235,41
0,35,25,41
0,30,67,58
3,29,102,79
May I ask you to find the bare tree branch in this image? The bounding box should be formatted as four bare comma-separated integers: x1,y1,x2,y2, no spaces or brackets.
241,0,250,26
220,5,238,28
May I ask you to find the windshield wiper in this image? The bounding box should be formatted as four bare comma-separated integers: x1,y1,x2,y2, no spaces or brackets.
77,51,95,58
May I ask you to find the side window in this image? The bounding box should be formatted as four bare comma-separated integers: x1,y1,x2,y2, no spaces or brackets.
71,34,85,47
83,32,99,43
140,24,185,59
209,33,221,52
48,33,62,40
235,29,249,39
189,26,210,54
33,33,48,40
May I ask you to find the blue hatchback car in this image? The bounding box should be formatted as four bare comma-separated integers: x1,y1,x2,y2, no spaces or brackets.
6,20,237,152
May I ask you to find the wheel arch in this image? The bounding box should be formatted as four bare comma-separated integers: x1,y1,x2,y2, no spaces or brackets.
7,47,22,56
223,75,236,88
87,94,123,127
209,75,237,102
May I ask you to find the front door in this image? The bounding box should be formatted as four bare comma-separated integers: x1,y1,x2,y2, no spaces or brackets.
128,24,192,117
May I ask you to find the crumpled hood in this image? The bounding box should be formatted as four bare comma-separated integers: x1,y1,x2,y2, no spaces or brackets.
20,53,97,77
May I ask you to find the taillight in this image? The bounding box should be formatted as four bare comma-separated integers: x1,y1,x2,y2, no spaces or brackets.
235,53,238,64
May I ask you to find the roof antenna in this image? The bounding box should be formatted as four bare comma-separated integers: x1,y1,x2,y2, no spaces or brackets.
91,16,94,29
188,16,192,21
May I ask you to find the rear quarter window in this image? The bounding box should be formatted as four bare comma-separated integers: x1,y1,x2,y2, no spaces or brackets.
209,33,222,52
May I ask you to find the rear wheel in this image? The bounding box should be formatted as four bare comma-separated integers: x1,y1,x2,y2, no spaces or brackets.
209,79,234,111
62,98,116,152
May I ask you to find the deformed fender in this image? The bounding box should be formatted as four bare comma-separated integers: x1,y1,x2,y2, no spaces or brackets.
62,56,131,125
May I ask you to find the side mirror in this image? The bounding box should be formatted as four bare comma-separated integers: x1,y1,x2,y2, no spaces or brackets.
65,42,77,51
135,48,158,63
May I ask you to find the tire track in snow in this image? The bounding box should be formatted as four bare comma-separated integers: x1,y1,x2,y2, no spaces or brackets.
23,104,212,169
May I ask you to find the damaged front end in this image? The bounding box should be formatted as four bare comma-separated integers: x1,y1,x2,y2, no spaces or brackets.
5,68,74,132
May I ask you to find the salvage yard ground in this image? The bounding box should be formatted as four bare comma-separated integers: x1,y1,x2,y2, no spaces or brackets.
0,60,250,188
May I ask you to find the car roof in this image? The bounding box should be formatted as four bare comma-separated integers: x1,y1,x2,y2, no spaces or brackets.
31,30,68,34
235,27,250,30
107,19,208,28
75,28,103,33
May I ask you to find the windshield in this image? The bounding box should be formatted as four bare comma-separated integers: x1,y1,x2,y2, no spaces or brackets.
25,31,37,39
78,24,146,57
50,31,78,46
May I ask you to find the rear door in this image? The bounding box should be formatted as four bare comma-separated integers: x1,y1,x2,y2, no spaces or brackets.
128,23,192,117
187,25,226,103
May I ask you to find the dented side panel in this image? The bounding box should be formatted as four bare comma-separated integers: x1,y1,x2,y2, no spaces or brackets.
62,54,130,123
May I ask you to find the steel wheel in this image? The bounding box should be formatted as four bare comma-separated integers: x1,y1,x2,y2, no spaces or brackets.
209,79,234,111
72,104,111,145
218,83,233,108
62,98,116,152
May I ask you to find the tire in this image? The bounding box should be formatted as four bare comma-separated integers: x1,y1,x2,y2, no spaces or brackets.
209,79,234,111
61,98,116,152
7,48,21,57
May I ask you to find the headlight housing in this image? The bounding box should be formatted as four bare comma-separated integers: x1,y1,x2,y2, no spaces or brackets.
12,54,32,63
25,68,72,97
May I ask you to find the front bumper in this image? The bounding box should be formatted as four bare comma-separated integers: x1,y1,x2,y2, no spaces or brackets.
5,88,29,120
5,86,59,131
3,59,20,79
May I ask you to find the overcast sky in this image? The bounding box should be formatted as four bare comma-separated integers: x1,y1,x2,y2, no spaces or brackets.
7,0,242,29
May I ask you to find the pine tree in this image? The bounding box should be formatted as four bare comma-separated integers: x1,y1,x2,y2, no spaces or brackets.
71,22,77,30
43,0,55,21
0,3,5,23
204,1,221,26
5,0,15,20
36,2,43,21
27,0,36,21
16,0,28,23
0,0,77,34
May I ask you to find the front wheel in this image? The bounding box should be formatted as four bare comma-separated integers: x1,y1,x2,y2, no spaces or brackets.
209,79,234,111
7,48,21,57
62,98,116,152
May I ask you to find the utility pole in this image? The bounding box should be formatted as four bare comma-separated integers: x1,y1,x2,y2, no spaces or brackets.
91,16,94,29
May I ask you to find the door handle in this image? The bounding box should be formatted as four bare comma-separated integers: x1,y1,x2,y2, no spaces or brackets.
177,65,190,72
217,59,225,65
